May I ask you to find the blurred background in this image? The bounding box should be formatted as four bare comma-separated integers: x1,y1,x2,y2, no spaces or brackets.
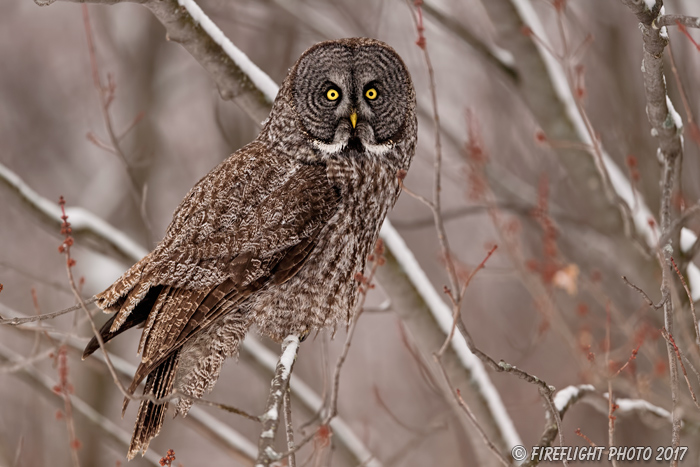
2,0,700,465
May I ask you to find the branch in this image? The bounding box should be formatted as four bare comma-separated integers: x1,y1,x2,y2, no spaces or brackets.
656,15,700,29
256,335,300,467
523,385,677,467
0,298,97,326
242,337,382,467
0,161,148,264
619,0,685,459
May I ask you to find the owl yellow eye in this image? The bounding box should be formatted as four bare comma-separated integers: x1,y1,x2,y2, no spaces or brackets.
365,88,378,100
326,88,340,101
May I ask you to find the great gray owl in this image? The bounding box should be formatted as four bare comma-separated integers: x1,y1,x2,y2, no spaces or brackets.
82,37,417,459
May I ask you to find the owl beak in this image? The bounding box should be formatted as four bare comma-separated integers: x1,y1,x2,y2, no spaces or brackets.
350,111,357,129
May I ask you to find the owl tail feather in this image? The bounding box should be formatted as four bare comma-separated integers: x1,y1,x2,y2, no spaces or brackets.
127,351,180,460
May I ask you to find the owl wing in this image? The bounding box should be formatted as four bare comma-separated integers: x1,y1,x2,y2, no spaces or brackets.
87,147,340,391
138,160,340,363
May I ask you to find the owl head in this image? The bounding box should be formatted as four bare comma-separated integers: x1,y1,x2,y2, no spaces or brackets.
284,38,416,161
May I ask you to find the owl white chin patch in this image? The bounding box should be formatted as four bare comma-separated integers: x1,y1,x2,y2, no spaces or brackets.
313,139,347,155
362,141,394,156
313,139,394,157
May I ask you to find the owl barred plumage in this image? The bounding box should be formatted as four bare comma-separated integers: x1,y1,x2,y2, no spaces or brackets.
82,37,417,459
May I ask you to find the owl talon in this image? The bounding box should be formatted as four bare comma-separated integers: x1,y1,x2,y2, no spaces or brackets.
300,329,311,342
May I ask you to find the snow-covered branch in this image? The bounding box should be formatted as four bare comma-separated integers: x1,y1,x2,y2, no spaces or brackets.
0,161,148,264
243,337,382,467
522,385,675,467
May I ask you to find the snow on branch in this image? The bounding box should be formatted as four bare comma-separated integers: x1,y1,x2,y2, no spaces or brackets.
0,161,148,263
553,384,596,413
613,396,673,422
553,386,673,426
243,337,382,467
174,0,278,103
523,384,675,465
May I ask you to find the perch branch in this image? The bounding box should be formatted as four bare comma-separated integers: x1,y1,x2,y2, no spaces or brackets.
255,335,300,467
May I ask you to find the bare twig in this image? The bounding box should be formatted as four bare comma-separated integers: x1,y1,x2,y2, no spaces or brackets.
399,11,519,461
656,15,700,29
190,398,260,422
661,328,700,410
621,276,666,309
0,298,97,326
82,5,153,239
437,245,497,357
670,257,700,350
404,0,460,306
433,359,510,467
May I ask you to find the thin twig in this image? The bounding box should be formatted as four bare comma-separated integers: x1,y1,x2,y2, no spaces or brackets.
82,5,153,240
437,245,497,357
670,257,700,351
606,303,618,467
661,328,700,410
433,358,509,467
191,398,260,422
0,298,97,326
621,276,666,309
404,0,461,305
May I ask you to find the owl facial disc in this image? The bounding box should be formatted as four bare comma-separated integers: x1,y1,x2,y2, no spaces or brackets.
292,38,410,157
